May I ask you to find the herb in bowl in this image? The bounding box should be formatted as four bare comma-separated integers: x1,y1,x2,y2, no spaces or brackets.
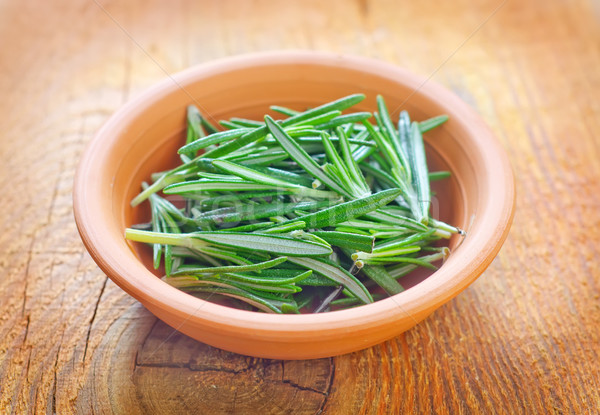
125,94,463,313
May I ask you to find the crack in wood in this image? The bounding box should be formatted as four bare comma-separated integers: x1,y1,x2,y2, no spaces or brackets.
11,349,33,414
23,314,30,345
51,344,61,415
278,379,327,396
133,318,160,369
82,276,108,362
316,357,335,414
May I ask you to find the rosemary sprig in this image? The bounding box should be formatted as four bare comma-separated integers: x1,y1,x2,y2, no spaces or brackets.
126,94,460,313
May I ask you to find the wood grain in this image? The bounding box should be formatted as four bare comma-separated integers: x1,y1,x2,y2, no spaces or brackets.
1,0,599,413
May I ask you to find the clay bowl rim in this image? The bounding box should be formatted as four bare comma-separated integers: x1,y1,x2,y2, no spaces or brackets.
73,51,515,342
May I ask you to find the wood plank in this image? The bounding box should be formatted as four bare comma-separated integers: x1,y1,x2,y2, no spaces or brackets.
0,0,599,413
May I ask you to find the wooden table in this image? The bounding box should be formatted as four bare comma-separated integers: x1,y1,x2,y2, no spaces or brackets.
1,0,599,413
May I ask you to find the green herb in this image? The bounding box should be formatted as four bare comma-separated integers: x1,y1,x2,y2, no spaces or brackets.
126,94,461,313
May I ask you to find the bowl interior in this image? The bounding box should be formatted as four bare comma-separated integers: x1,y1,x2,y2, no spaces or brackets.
116,73,466,291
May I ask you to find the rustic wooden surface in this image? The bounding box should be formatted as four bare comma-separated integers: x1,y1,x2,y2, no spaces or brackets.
1,0,599,413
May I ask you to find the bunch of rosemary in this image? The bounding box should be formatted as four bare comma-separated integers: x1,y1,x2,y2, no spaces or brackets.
126,94,462,313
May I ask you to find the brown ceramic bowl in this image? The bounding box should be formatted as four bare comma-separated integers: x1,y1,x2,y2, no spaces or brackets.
73,51,515,359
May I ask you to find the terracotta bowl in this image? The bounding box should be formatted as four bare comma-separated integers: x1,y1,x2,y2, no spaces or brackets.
73,51,515,359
